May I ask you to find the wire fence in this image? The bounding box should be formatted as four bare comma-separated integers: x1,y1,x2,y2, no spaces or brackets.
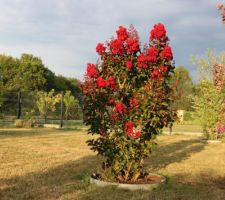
0,91,83,127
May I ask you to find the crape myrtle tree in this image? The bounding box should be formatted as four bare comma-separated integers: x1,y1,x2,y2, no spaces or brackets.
81,24,176,182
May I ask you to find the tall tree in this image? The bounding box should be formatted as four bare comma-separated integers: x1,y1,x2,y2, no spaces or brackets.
171,66,194,110
0,54,20,91
18,54,47,91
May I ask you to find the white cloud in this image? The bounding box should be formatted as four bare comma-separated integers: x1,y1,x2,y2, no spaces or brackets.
0,0,224,81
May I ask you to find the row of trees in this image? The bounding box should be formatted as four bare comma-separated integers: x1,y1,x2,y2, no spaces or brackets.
0,53,82,120
0,53,81,96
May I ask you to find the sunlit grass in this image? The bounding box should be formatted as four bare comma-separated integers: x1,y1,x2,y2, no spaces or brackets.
0,128,224,200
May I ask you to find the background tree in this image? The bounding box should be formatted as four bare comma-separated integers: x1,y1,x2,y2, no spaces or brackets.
0,54,20,91
191,49,225,81
191,49,225,139
63,91,79,120
36,89,61,123
0,52,83,121
170,66,194,111
193,80,224,139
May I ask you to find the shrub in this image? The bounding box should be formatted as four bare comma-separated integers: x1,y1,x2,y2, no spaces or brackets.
193,80,225,140
82,24,176,182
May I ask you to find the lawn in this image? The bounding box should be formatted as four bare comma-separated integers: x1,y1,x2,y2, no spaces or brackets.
0,128,225,200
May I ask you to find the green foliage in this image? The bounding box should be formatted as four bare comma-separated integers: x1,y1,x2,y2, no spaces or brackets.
192,80,225,139
0,53,82,119
0,54,20,91
63,91,79,120
36,89,61,122
171,66,194,111
191,49,225,81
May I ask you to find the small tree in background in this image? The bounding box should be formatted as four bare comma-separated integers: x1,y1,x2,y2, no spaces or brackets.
192,49,225,139
82,23,176,182
36,89,61,123
193,80,224,139
170,66,194,111
63,90,79,120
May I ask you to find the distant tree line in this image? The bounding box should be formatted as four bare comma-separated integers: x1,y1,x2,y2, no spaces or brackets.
0,53,82,121
0,53,82,100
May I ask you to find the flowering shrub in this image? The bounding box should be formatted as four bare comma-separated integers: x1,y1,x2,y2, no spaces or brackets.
81,23,176,182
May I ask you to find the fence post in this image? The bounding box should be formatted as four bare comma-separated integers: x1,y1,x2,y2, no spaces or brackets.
169,123,173,136
60,92,64,128
17,91,21,119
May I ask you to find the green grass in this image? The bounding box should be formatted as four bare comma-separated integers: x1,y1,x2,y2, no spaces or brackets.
164,124,203,133
0,128,224,200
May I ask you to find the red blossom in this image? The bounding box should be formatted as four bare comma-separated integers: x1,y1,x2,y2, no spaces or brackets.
109,39,124,55
108,98,115,105
126,38,139,53
96,43,106,55
96,77,107,88
133,131,142,138
114,102,127,114
159,66,168,73
125,121,142,139
106,77,117,90
146,47,158,63
151,68,163,79
129,96,139,108
116,26,129,41
137,53,148,69
86,63,98,78
125,121,134,134
150,23,167,40
160,46,173,61
126,61,133,70
111,113,118,123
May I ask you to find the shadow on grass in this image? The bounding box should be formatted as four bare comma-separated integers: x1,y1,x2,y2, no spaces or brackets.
0,155,101,200
0,137,212,200
146,138,205,171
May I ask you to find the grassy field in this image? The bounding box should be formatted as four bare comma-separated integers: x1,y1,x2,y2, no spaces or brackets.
0,128,225,200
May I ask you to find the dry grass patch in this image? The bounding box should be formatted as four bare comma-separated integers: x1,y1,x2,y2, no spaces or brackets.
0,128,224,200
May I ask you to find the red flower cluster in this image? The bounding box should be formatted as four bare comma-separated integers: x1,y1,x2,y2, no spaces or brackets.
151,68,163,79
129,96,139,108
114,102,127,114
97,77,107,88
108,98,115,105
125,121,142,139
109,39,124,55
146,47,158,63
126,38,139,53
96,76,117,90
116,26,129,41
159,66,168,73
137,53,148,69
126,61,133,70
96,43,106,55
150,23,167,40
106,77,117,90
86,63,98,78
160,46,173,61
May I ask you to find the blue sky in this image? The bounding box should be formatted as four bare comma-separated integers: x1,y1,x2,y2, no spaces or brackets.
0,0,224,81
